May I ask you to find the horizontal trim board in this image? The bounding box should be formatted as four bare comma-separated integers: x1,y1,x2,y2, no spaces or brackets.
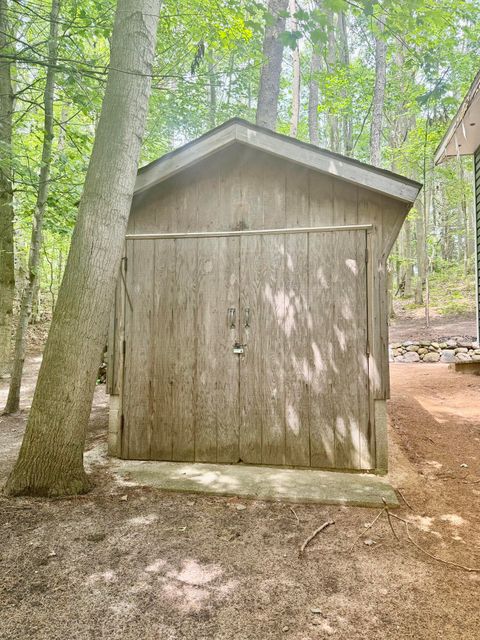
125,224,373,240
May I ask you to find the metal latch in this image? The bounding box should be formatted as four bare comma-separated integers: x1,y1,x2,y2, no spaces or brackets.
233,342,246,355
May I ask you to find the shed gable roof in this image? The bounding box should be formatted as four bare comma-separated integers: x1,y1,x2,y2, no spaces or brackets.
136,118,421,204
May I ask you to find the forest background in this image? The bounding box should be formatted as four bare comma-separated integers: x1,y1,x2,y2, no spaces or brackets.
1,0,480,378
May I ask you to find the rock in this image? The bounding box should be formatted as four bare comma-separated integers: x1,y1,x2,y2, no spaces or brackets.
423,352,440,363
420,340,431,347
406,344,419,352
457,340,473,349
394,355,406,363
456,353,471,362
391,342,402,349
438,342,448,349
474,349,480,355
446,339,457,348
404,352,420,362
418,348,428,355
310,608,323,615
455,347,468,354
460,463,468,468
472,355,480,362
363,539,376,546
282,626,289,633
440,350,456,363
236,504,247,511
402,340,416,347
473,341,480,349
119,495,128,501
431,342,440,349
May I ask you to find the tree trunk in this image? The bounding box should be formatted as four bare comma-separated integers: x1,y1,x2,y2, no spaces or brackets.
4,0,60,413
326,11,338,152
308,47,321,145
415,193,425,305
4,0,160,497
370,18,387,166
337,11,352,155
404,219,413,297
256,0,288,130
208,61,216,129
289,0,300,137
0,0,15,378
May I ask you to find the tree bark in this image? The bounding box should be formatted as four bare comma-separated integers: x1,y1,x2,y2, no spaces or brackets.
370,18,387,166
4,0,60,412
415,192,425,305
256,0,288,130
4,0,161,496
0,0,15,378
289,0,300,137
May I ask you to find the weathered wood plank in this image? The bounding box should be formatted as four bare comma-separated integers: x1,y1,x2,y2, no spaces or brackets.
172,238,197,461
150,239,175,460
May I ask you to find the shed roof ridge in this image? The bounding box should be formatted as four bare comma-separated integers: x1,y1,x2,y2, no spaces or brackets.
135,118,422,203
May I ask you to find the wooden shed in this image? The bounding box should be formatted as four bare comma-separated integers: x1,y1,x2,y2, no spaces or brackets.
106,119,421,474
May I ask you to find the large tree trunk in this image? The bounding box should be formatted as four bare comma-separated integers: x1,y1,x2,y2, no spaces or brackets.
289,0,300,137
0,0,15,378
4,0,160,496
370,18,387,166
4,0,60,412
256,0,288,130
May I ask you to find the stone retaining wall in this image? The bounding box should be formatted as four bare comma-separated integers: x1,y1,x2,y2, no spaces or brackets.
389,337,480,363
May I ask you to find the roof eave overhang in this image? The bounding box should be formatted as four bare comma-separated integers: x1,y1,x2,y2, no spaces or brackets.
434,70,480,165
135,121,421,204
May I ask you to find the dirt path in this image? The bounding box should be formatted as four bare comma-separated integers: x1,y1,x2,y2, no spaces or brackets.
0,361,479,639
389,310,477,342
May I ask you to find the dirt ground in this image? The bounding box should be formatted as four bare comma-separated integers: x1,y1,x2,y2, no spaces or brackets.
1,360,479,640
389,306,477,342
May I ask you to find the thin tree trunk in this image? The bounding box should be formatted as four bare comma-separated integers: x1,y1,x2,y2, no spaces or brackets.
4,0,61,413
208,61,216,129
289,0,300,137
404,219,413,297
337,11,352,155
370,18,387,166
308,47,321,145
256,0,288,130
326,10,338,152
415,192,425,305
0,0,15,378
4,0,160,496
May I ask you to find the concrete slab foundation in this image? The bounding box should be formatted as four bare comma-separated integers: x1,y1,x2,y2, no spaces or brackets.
449,361,480,374
112,460,399,508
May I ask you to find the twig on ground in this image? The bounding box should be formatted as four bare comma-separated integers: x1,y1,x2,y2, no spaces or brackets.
462,478,480,485
349,508,383,552
289,507,299,522
388,512,480,573
396,487,413,510
300,520,334,555
382,498,399,541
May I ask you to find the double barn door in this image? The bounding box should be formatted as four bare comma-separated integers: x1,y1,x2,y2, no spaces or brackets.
121,228,371,470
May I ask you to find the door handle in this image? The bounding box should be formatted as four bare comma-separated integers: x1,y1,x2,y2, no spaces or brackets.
227,307,236,328
244,306,251,328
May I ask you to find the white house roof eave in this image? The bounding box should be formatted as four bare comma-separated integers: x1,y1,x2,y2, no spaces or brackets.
434,70,480,165
135,119,422,204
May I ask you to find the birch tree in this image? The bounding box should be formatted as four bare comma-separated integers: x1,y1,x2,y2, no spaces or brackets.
5,0,161,496
0,0,15,378
256,0,289,130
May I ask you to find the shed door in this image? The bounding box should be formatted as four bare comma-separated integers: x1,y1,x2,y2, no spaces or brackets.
122,236,240,461
239,230,370,470
121,229,370,469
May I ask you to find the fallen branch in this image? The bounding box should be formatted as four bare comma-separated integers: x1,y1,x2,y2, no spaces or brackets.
389,512,480,573
300,520,334,555
349,508,383,552
382,498,399,541
396,487,413,511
